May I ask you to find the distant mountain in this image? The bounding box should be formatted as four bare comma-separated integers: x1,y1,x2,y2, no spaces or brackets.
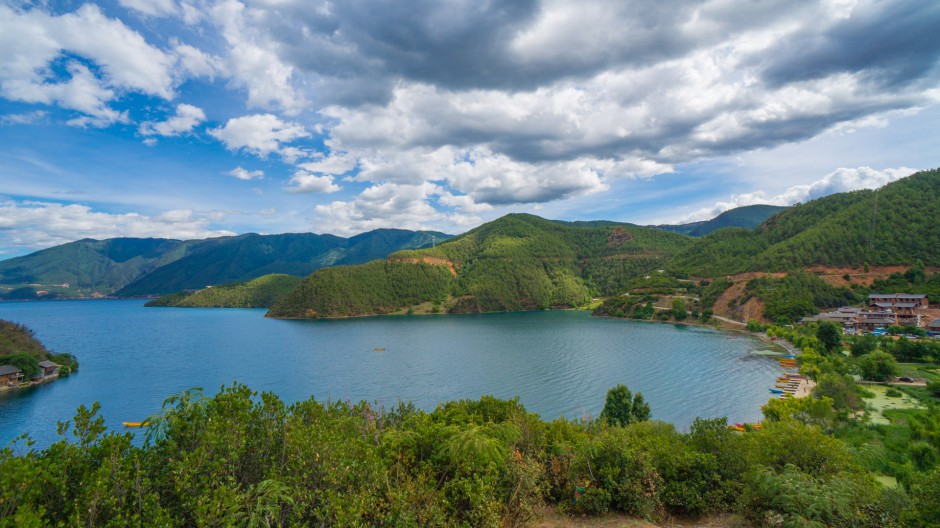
650,205,788,237
117,229,449,297
0,238,200,297
0,229,451,299
145,274,303,308
669,168,940,276
267,213,694,318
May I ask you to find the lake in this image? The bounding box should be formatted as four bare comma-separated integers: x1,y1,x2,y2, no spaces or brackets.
0,300,783,448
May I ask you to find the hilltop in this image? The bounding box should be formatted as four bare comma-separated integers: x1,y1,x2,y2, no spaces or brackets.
669,169,940,277
268,214,693,318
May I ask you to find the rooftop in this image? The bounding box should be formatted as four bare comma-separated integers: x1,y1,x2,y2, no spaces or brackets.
0,365,23,376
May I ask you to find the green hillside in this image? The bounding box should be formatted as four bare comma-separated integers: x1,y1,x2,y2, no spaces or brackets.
145,274,303,308
651,204,787,236
669,169,940,276
116,229,450,297
0,238,197,298
268,214,693,318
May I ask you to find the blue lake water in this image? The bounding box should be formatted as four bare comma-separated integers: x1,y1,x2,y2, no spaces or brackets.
0,300,783,449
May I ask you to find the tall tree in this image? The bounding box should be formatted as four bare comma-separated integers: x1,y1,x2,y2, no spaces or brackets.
816,321,843,354
600,384,651,426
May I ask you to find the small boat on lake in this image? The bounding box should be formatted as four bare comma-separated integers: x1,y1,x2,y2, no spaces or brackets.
769,388,784,394
122,421,149,427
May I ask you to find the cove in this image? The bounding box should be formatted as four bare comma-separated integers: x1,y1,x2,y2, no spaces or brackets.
0,300,781,449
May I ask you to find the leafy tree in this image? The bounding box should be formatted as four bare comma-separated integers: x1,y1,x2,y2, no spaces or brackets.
857,351,897,382
850,334,878,356
671,298,688,321
600,384,651,427
816,321,843,354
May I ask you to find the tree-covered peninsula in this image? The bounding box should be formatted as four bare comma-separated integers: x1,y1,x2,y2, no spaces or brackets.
145,274,302,308
267,214,693,318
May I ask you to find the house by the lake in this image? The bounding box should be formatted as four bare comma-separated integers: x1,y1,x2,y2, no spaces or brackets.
38,360,60,378
0,364,24,387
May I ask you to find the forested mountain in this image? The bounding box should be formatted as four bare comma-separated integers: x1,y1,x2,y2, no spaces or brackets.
268,214,693,318
650,204,788,236
145,274,303,308
0,229,450,299
117,229,448,297
669,169,940,276
0,238,200,297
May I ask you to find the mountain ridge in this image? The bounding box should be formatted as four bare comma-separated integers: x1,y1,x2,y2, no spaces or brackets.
0,229,451,299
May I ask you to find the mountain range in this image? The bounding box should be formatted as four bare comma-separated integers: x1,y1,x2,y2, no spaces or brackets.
4,169,937,314
268,168,938,318
0,229,449,299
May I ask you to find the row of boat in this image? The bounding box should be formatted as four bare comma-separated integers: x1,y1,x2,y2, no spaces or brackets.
731,355,803,432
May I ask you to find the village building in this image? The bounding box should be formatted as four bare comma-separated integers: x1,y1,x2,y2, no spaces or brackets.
37,360,61,378
803,298,930,333
0,364,25,387
928,318,940,337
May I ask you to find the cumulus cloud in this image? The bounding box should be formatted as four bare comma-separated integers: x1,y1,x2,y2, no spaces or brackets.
229,0,937,217
674,166,918,223
209,114,310,160
227,167,264,181
313,182,450,236
208,0,304,112
286,171,340,194
139,103,205,136
0,4,176,125
1,0,937,243
0,200,234,251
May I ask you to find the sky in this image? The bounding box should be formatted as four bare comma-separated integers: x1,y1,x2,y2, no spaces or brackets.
0,0,938,259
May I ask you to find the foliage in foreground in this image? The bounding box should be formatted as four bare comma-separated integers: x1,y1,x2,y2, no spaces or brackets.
2,383,933,527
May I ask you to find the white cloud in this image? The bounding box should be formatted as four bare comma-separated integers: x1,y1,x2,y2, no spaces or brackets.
0,200,234,251
286,171,340,194
173,43,222,80
227,167,265,180
0,4,176,125
119,0,179,17
674,166,917,223
209,114,310,161
139,103,205,136
208,0,304,112
0,111,48,126
313,182,448,236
